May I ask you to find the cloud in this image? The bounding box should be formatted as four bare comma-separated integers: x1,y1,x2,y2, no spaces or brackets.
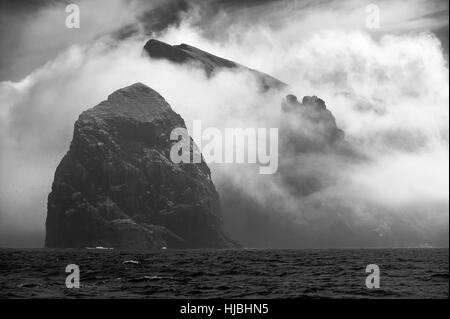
0,0,448,247
0,0,150,81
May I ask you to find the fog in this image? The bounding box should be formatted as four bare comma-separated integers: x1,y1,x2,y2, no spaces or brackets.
0,0,448,247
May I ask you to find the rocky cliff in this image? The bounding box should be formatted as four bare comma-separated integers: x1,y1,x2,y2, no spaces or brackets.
142,39,362,247
143,39,287,91
281,94,347,152
46,83,235,249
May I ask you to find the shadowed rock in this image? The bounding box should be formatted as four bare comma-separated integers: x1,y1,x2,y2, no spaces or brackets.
46,83,236,249
281,94,346,153
143,39,287,91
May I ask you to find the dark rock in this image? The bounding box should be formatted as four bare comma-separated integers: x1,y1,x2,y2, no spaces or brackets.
281,94,346,152
143,39,287,91
277,93,357,198
222,94,362,247
46,83,236,249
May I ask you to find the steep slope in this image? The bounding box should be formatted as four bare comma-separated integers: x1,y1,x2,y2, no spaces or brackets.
46,83,235,249
143,39,287,91
142,38,365,247
222,93,365,248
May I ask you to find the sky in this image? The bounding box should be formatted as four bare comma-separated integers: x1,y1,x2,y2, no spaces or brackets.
0,0,448,248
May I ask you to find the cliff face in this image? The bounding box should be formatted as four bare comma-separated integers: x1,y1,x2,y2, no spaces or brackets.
142,39,360,247
143,39,287,91
46,83,235,249
220,91,362,247
281,94,347,153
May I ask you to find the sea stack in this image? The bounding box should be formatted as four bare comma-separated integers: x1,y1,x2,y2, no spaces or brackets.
46,83,235,249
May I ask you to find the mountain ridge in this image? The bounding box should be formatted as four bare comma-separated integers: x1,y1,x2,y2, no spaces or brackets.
144,39,287,91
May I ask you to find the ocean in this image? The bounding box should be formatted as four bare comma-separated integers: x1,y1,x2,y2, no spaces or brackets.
0,248,448,299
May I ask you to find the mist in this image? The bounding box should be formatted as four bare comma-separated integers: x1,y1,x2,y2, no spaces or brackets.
0,0,448,248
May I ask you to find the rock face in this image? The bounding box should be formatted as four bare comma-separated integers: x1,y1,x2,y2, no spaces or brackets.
46,83,235,249
143,39,287,91
276,94,353,198
281,94,346,152
221,93,364,247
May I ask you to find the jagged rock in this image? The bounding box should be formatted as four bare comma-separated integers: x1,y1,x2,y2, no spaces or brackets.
143,39,287,91
281,94,346,152
46,83,236,249
276,93,357,199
